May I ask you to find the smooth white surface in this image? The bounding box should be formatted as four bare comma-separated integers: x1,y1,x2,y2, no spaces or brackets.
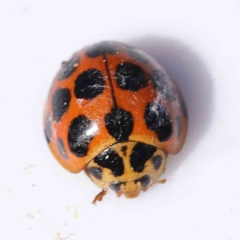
1,0,240,239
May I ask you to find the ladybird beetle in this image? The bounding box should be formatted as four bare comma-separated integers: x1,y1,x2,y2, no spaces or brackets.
43,41,188,203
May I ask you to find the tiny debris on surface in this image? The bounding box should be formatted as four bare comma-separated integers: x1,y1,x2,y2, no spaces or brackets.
24,164,37,171
67,206,78,219
26,213,34,219
55,233,76,240
26,209,42,219
24,164,37,175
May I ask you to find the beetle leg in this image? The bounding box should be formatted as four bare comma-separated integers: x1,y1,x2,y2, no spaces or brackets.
116,191,122,197
142,179,166,192
92,189,107,204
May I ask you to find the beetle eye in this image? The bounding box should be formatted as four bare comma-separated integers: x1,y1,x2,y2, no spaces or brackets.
87,167,102,180
135,175,151,187
110,182,121,192
152,155,162,170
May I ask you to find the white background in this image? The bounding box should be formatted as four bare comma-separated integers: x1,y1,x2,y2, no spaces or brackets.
1,0,240,239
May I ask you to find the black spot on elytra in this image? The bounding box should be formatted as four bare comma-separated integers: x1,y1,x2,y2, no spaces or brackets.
115,63,147,91
110,182,121,192
127,46,151,64
87,167,102,180
144,102,172,142
178,97,188,118
44,114,52,143
150,70,176,101
74,69,105,99
152,155,162,170
57,138,68,159
68,115,95,157
120,146,128,157
85,41,119,58
52,88,71,122
104,107,133,142
135,175,151,188
94,148,124,177
175,116,182,138
130,143,156,173
58,55,80,80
